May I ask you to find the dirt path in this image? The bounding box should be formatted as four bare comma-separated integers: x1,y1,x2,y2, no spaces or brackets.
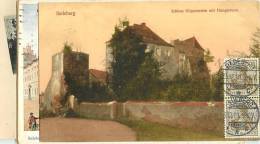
40,118,136,142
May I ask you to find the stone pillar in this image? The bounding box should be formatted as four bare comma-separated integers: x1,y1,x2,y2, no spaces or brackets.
68,95,75,110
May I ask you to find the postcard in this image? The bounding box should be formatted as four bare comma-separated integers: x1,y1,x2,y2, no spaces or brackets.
17,1,39,143
36,0,260,142
0,0,17,140
4,15,17,74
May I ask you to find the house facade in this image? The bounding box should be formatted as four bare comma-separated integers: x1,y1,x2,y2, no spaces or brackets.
23,45,38,100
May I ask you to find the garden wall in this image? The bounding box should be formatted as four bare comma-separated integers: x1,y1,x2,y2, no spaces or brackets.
75,101,117,119
74,101,224,133
122,101,223,132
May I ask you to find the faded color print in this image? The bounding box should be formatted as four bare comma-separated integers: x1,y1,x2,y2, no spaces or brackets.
39,1,260,142
4,15,17,74
22,4,39,131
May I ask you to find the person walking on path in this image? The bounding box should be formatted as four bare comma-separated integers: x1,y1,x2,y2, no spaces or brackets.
28,112,38,131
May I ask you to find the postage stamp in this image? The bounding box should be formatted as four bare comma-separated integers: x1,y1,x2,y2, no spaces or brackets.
224,58,260,138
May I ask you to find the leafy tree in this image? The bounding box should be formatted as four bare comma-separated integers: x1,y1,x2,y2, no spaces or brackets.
108,20,161,101
211,68,224,101
166,73,212,101
123,50,162,100
86,81,112,102
62,43,89,103
63,42,72,54
204,49,214,63
166,74,193,101
250,28,260,57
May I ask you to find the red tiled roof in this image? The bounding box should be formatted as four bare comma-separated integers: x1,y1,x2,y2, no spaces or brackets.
183,36,204,51
128,23,173,47
89,69,107,83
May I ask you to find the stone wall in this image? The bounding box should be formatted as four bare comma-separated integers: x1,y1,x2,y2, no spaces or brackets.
74,101,224,133
123,101,223,132
75,101,117,119
43,51,89,113
44,52,64,111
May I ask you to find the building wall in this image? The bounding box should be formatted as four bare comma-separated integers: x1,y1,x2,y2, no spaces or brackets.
147,43,178,79
172,40,209,81
74,101,224,133
43,52,64,111
105,42,112,72
23,45,37,66
24,60,38,100
106,43,191,80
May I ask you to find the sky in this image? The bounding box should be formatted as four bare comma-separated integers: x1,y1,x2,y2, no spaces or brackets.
0,139,16,144
22,4,38,56
39,1,260,92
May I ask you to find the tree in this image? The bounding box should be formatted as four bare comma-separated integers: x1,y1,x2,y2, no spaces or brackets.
87,81,112,102
250,28,260,57
166,72,212,101
124,50,162,100
63,42,72,54
108,20,161,101
166,74,193,101
204,49,214,63
62,43,89,103
211,68,224,101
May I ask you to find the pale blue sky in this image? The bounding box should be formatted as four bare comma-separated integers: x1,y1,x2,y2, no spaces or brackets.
0,139,16,144
22,4,38,56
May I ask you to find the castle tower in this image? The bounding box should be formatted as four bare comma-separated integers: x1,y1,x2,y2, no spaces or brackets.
43,51,89,113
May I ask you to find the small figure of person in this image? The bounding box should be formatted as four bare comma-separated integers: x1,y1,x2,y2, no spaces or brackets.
28,112,38,131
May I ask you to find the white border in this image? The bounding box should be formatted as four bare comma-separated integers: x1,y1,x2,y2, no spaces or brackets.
17,0,260,143
17,1,39,144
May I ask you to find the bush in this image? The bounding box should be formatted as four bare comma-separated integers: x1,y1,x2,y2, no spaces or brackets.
39,108,56,118
165,74,211,101
83,81,113,102
211,69,224,101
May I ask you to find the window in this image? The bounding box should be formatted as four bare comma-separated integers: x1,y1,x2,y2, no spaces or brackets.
167,50,171,57
157,48,161,56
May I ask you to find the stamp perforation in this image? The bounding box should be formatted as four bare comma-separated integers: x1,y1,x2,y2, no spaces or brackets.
224,58,260,138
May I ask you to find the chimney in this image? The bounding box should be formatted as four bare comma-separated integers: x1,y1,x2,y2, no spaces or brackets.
171,39,180,45
141,22,146,26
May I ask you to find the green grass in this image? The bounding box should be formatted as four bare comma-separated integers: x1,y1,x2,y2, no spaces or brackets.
116,118,224,141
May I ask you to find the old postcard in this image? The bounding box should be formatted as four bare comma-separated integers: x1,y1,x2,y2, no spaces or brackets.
36,0,260,142
4,15,17,74
17,1,39,143
0,0,16,140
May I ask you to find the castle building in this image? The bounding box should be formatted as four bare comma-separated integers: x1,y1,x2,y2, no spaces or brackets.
106,23,193,80
171,37,210,81
23,45,38,100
